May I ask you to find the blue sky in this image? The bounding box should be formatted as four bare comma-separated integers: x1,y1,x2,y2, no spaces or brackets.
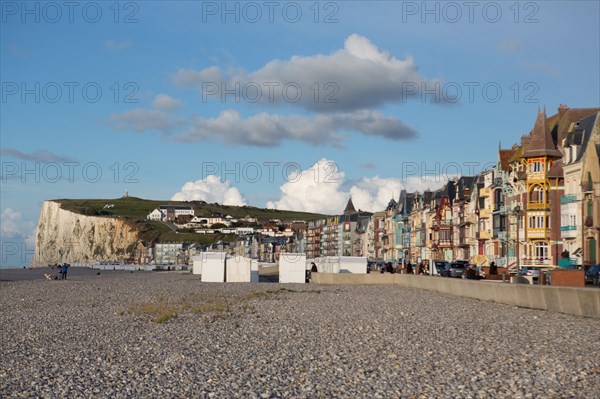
1,1,599,266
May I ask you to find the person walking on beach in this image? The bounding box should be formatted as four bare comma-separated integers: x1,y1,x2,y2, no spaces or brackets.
61,263,69,280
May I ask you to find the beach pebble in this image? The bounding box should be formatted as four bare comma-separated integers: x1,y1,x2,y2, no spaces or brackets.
0,271,598,398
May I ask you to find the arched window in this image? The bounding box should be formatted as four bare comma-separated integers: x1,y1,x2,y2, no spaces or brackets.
529,185,545,204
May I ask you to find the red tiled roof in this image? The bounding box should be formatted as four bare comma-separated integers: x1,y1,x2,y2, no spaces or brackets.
499,149,517,171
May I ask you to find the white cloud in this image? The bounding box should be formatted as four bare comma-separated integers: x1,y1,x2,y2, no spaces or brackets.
169,160,450,215
0,147,75,162
171,175,247,206
266,159,348,215
402,175,450,193
349,176,405,212
174,66,224,86
173,34,447,112
1,208,23,237
110,94,184,133
111,107,416,146
152,94,183,110
177,109,416,147
267,159,448,214
109,108,175,133
1,208,35,239
112,35,429,146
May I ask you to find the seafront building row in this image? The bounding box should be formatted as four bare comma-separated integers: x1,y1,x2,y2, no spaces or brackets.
139,106,599,269
305,106,599,269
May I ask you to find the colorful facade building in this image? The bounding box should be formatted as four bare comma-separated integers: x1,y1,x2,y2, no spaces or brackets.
561,111,600,266
298,105,598,270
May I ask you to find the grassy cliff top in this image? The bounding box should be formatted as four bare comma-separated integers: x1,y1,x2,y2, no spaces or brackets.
52,197,327,221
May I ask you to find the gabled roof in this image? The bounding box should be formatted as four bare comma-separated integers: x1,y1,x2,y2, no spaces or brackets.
455,176,476,201
343,198,356,214
423,191,433,204
507,142,523,164
433,184,449,199
385,198,398,212
398,190,415,214
522,109,562,158
550,107,600,145
563,112,600,164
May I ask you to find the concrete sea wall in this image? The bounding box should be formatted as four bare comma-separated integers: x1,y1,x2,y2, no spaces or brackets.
311,273,600,318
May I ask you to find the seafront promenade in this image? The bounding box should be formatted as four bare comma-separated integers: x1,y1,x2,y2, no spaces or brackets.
1,271,598,398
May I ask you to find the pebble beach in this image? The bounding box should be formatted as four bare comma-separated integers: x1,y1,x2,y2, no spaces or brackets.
1,270,598,398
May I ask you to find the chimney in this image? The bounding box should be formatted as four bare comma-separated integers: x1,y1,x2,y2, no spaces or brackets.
521,134,531,150
558,104,569,119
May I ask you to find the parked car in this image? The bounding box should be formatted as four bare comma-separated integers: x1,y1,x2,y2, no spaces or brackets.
519,267,541,279
433,261,449,276
437,262,453,277
367,261,376,272
448,262,467,278
585,265,600,285
463,265,481,280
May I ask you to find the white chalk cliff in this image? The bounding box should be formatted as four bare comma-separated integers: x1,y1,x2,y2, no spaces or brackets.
32,201,141,267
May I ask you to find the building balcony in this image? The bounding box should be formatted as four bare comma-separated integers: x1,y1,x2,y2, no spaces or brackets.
560,225,577,231
494,205,509,214
477,230,491,240
522,258,551,266
561,225,577,239
436,239,453,248
478,209,491,219
527,171,546,181
560,194,579,204
527,202,550,210
527,228,550,239
432,220,452,229
460,214,477,226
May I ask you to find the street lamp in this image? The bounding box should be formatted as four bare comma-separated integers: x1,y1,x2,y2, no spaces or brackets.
513,205,522,271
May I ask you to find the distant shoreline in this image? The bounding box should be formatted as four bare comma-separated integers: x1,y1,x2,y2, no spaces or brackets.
0,267,143,282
